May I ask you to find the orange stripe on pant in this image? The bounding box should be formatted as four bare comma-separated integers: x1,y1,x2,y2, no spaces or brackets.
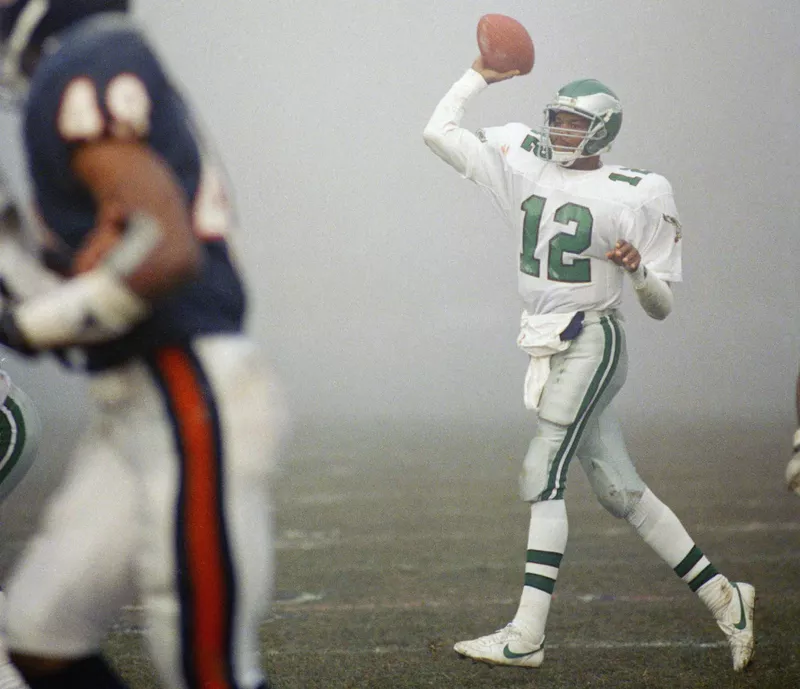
156,346,233,689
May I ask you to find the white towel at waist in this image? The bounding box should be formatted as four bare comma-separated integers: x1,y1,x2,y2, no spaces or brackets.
517,311,579,411
517,309,620,411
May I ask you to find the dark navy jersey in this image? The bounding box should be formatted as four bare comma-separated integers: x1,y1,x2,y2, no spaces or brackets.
23,14,246,370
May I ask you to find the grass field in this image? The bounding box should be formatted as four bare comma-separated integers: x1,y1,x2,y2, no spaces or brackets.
90,417,800,688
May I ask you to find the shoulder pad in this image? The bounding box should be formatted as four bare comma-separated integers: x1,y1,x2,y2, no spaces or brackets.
603,166,674,200
28,22,163,144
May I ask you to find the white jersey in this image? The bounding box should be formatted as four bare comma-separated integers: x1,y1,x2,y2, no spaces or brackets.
424,69,683,315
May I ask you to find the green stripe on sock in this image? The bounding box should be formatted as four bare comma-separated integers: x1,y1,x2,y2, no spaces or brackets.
689,564,719,592
674,546,703,578
526,549,563,568
524,573,556,595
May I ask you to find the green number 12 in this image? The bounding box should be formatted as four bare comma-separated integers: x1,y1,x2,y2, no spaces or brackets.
520,195,593,283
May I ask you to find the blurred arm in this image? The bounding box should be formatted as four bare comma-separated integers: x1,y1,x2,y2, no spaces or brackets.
0,199,64,301
7,140,201,349
70,139,201,299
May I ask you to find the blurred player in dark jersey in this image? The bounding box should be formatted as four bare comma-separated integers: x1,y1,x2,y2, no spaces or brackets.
0,2,285,688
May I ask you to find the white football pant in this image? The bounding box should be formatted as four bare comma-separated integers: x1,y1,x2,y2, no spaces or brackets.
5,335,285,689
520,312,646,517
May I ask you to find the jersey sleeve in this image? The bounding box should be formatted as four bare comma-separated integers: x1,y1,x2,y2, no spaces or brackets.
423,69,516,218
623,178,683,283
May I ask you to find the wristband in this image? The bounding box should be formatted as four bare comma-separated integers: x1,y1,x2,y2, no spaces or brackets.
13,267,149,349
630,263,649,288
627,263,673,320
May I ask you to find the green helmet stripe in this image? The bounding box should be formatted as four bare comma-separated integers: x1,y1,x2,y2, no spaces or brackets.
558,78,619,100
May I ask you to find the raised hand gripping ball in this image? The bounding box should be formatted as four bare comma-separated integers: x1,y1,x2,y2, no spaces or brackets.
477,14,535,75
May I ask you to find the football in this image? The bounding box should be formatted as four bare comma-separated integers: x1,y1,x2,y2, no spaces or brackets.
476,14,535,75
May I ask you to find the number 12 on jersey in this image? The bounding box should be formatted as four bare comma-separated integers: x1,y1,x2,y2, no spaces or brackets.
520,195,593,283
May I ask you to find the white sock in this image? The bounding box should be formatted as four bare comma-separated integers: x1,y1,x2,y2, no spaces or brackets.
626,488,726,612
511,499,568,642
695,575,733,618
626,488,695,563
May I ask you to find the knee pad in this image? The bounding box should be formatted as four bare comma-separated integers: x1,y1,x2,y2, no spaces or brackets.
585,460,645,519
595,485,644,519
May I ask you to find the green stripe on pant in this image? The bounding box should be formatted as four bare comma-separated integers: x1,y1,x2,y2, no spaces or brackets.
543,315,622,500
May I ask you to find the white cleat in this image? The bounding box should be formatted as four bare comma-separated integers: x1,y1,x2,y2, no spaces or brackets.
716,581,756,671
453,623,544,668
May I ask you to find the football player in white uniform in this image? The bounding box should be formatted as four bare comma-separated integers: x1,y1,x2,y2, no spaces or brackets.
423,56,756,672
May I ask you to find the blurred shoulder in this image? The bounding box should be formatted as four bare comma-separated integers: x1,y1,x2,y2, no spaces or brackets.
31,15,160,96
27,15,167,144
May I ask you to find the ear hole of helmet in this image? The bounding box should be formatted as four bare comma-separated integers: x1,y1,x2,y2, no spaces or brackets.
583,120,610,155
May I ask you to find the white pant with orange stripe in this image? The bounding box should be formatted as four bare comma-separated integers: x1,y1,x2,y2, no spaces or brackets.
4,335,286,689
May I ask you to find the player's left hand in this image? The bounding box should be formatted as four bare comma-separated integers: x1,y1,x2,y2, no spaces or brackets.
606,240,641,272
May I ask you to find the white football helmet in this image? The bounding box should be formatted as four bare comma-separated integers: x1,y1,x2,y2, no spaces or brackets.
535,78,623,165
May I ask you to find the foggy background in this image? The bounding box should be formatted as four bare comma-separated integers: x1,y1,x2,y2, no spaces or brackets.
0,4,792,678
0,0,796,440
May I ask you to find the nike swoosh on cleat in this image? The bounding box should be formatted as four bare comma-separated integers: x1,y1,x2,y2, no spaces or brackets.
731,583,747,631
502,644,540,659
